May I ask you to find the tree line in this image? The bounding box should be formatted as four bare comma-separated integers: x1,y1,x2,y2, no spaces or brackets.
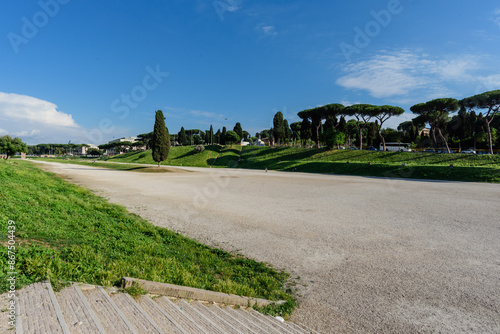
127,89,500,155
15,90,500,158
26,143,94,156
264,90,500,153
133,122,250,150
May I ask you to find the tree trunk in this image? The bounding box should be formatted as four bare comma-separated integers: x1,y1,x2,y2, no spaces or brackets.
315,124,321,148
486,118,493,155
158,161,161,168
436,127,451,153
430,126,438,149
359,129,363,150
380,133,386,151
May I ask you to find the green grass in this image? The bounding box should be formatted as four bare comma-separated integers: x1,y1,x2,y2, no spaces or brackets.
239,146,500,167
0,160,294,316
102,145,241,168
238,147,500,182
102,146,500,182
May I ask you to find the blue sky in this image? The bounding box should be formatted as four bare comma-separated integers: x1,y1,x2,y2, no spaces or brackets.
1,0,500,144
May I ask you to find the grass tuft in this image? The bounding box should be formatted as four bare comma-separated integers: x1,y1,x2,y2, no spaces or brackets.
121,282,148,298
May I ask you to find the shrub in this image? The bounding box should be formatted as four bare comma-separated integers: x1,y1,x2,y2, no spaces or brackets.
194,145,205,154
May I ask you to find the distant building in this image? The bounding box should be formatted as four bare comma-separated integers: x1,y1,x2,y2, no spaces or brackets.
261,138,273,146
78,144,98,155
254,138,266,146
104,137,143,155
419,128,430,137
109,137,137,144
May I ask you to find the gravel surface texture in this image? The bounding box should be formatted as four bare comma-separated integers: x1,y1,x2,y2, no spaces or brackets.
35,161,500,333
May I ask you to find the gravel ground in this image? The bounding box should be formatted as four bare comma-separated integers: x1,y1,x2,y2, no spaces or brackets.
35,161,500,333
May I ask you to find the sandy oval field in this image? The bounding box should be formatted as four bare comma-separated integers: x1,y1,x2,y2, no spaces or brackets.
35,161,500,333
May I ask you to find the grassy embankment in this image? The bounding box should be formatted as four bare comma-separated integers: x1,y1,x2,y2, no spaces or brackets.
32,145,237,170
0,159,294,316
102,145,500,182
104,144,238,167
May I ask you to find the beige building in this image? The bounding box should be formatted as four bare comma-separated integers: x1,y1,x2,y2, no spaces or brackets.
419,128,430,137
78,144,99,155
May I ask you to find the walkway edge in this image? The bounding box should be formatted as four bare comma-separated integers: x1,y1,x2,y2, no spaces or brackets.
121,277,285,308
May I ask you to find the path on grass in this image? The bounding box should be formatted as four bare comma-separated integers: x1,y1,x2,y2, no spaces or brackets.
36,161,500,334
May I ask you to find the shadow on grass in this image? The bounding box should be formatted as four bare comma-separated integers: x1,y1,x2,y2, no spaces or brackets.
240,147,324,167
220,147,241,155
173,151,196,160
242,146,295,158
239,160,500,182
211,155,240,168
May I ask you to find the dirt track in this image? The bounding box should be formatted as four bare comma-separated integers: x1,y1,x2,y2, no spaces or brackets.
35,161,500,333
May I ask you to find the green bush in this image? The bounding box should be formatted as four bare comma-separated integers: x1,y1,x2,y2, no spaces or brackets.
194,145,205,154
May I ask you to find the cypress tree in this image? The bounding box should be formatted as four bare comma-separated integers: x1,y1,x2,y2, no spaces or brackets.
152,110,170,167
283,119,291,142
338,116,347,135
209,125,214,145
178,127,187,146
221,127,227,145
233,122,243,141
273,111,285,145
215,129,221,144
300,119,312,146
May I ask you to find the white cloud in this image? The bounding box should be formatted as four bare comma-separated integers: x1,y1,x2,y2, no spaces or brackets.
226,1,241,13
493,9,500,27
164,106,225,120
437,56,480,80
336,49,491,102
0,92,78,128
189,109,225,119
262,25,276,34
164,106,228,128
473,29,500,42
0,92,144,145
476,74,500,91
383,112,415,130
337,51,430,98
257,24,277,37
341,100,361,107
13,129,41,137
0,92,93,144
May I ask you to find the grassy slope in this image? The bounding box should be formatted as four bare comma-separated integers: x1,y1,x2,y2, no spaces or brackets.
0,160,294,316
103,145,241,168
106,146,500,182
